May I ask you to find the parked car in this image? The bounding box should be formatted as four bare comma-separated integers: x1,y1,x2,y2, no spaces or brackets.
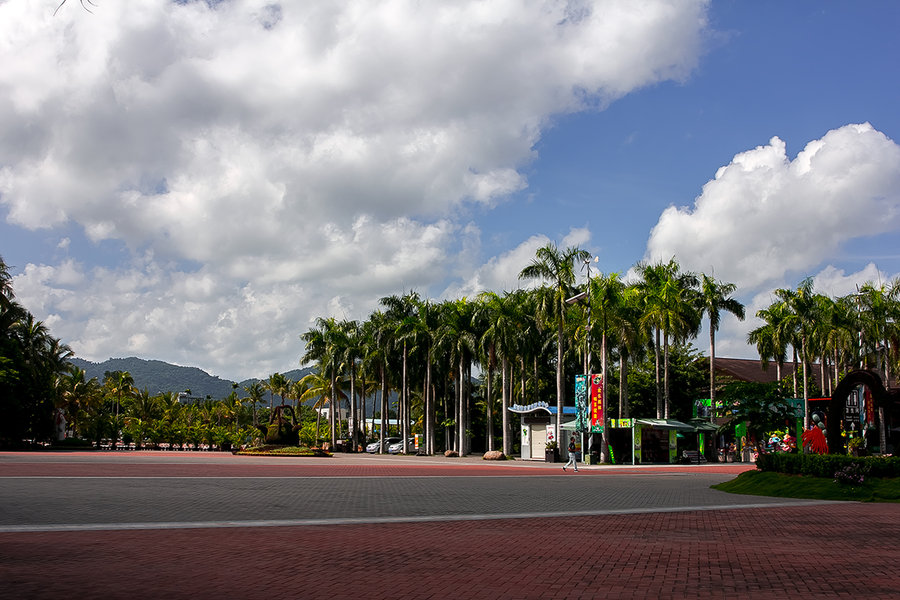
366,437,401,453
387,437,417,454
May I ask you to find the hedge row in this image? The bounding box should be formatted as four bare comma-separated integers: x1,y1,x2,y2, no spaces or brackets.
756,452,900,478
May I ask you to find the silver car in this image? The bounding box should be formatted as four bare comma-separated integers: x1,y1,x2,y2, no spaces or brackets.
387,437,417,454
366,437,401,453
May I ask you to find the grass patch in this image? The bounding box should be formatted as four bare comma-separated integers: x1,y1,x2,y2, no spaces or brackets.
712,470,900,503
235,445,331,457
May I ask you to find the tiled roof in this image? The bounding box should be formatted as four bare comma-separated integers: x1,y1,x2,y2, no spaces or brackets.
714,357,823,388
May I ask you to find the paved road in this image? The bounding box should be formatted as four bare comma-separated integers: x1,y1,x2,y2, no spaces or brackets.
1,451,897,599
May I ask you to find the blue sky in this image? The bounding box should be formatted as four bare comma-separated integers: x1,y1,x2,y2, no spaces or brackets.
488,0,900,275
2,1,899,379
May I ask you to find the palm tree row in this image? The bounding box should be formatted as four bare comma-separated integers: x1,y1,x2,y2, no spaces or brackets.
299,245,747,457
1,255,74,447
748,277,900,430
54,366,333,450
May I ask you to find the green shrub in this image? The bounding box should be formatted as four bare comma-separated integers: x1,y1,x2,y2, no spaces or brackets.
756,452,900,478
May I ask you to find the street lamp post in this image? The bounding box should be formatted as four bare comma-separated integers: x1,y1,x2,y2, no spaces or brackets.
567,256,599,463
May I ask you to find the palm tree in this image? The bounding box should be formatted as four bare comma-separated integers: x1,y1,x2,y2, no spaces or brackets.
0,255,13,305
244,381,265,427
380,292,420,453
361,311,393,451
748,300,791,385
299,369,339,444
59,365,100,439
775,278,817,427
264,372,287,410
436,298,478,454
615,285,647,419
824,295,859,389
636,259,700,418
475,291,519,453
289,378,309,433
335,319,363,449
103,370,135,449
519,243,590,443
697,274,745,419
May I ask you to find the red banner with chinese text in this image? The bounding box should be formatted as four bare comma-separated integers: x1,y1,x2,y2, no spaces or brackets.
590,374,604,432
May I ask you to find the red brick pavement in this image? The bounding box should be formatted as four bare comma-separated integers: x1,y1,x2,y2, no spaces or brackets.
1,503,897,600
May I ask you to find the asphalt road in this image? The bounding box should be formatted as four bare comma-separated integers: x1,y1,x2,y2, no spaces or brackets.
0,452,810,530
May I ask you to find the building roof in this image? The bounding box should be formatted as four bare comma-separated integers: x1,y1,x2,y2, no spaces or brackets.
508,402,577,415
714,357,823,388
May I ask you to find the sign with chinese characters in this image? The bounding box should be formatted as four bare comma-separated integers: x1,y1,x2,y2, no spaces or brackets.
844,388,860,425
590,374,604,433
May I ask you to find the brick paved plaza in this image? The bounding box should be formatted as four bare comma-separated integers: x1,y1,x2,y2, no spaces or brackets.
1,452,897,599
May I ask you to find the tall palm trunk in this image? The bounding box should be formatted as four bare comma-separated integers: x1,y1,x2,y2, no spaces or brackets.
600,329,610,461
443,382,450,453
401,341,409,453
792,347,798,397
522,356,529,403
555,321,564,446
709,324,717,421
801,336,808,429
457,356,465,455
654,327,662,418
467,362,473,455
663,332,671,420
485,352,494,452
379,364,387,453
349,364,357,450
426,346,434,454
502,356,510,456
329,369,337,448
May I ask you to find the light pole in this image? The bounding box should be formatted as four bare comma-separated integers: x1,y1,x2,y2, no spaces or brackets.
566,256,599,463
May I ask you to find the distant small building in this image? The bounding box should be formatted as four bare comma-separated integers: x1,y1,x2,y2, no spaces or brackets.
507,402,576,460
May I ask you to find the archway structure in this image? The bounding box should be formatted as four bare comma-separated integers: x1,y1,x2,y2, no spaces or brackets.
827,369,893,454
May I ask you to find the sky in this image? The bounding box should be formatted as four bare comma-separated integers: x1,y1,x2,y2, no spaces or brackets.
2,0,899,381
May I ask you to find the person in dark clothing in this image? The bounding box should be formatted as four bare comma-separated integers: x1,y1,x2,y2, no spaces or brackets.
563,436,578,472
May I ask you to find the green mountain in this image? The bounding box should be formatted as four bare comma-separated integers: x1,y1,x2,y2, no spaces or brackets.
68,356,313,400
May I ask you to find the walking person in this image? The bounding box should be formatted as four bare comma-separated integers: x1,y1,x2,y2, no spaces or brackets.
563,436,578,472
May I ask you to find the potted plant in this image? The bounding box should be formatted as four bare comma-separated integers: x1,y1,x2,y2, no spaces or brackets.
545,440,559,463
847,436,864,457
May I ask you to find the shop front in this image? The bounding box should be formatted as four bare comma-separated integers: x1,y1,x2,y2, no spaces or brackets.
508,402,576,460
631,419,697,464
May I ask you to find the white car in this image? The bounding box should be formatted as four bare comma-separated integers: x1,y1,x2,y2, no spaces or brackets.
387,437,417,454
366,437,401,453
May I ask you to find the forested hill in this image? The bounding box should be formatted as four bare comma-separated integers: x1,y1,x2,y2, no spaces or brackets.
68,357,312,400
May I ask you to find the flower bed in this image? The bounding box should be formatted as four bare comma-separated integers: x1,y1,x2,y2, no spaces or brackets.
235,445,331,457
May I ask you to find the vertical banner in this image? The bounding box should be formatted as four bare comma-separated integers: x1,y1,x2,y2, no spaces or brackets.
590,374,604,433
574,375,588,432
633,423,641,464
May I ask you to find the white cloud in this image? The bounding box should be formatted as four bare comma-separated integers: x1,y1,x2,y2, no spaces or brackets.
1,0,709,377
445,226,600,299
643,125,900,363
445,233,554,299
645,123,900,292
